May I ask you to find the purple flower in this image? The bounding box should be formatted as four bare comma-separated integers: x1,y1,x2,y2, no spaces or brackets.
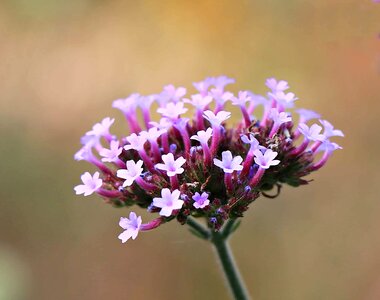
74,172,103,196
192,192,210,209
74,146,92,161
253,149,280,169
317,140,342,153
191,128,213,145
212,75,235,90
265,78,289,92
203,110,231,127
124,133,147,151
86,117,114,137
241,133,261,151
152,188,184,217
139,127,167,142
112,93,140,114
268,91,298,108
75,75,343,243
118,212,142,243
298,123,325,141
139,94,156,110
155,153,186,176
270,108,292,126
159,84,187,105
184,94,213,110
193,77,215,95
149,118,173,131
157,102,188,120
296,109,321,123
99,140,123,162
209,88,233,106
319,120,344,138
214,151,243,173
231,91,251,107
117,160,144,187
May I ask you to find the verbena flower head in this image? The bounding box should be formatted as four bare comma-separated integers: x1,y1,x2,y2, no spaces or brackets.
74,76,344,241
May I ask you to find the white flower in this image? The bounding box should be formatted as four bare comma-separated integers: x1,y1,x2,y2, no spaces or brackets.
203,110,231,127
117,160,144,187
298,123,325,141
184,94,213,110
253,149,280,169
191,128,213,145
74,172,102,196
124,133,147,151
155,153,186,177
99,140,123,162
118,212,142,243
153,189,184,217
157,102,188,119
213,151,243,174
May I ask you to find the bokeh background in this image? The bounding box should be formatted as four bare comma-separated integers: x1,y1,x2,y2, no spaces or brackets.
0,0,379,299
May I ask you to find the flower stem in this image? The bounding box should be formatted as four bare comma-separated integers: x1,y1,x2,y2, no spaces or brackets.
211,231,251,300
186,218,251,300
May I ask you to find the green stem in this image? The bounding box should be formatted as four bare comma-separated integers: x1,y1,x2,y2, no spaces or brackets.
186,217,210,240
211,231,251,300
186,218,251,300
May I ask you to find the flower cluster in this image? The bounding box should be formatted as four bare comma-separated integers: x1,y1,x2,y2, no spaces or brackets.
74,76,343,243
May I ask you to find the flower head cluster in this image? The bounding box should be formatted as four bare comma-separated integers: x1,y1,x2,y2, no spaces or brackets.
74,76,343,243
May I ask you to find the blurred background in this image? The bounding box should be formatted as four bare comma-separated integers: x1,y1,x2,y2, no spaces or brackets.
0,0,379,299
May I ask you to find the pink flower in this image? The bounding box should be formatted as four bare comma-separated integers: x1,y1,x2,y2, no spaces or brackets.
155,153,186,177
317,140,342,153
241,134,261,151
193,78,214,95
265,77,289,92
139,127,167,142
268,91,298,108
270,108,292,126
209,88,233,106
86,117,114,137
74,172,102,196
112,94,140,113
138,94,156,110
124,133,147,151
296,109,321,123
298,123,325,141
99,140,123,162
231,91,252,107
212,75,235,90
203,110,231,127
184,94,213,110
319,120,344,138
118,212,142,243
253,149,280,169
152,188,184,217
192,192,210,209
191,128,213,145
159,84,187,105
157,102,188,120
117,160,144,187
149,118,173,131
214,151,243,173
